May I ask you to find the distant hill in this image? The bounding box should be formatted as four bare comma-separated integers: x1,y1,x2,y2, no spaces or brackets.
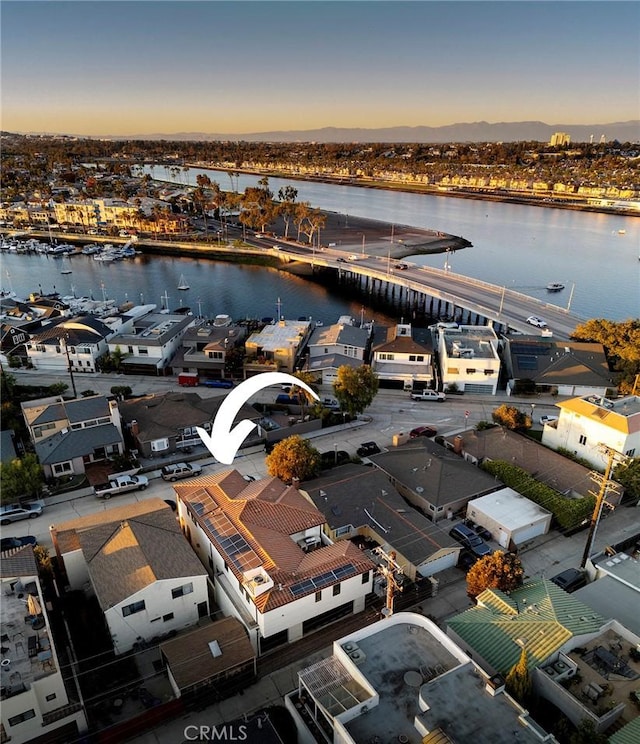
118,120,640,143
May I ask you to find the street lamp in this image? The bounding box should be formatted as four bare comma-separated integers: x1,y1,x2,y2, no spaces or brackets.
334,443,338,465
530,403,536,425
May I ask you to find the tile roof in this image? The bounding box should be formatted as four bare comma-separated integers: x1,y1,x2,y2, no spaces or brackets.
160,617,255,691
177,470,374,613
447,579,605,674
373,325,432,354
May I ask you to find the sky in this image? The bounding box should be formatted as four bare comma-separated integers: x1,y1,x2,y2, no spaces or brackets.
1,1,638,137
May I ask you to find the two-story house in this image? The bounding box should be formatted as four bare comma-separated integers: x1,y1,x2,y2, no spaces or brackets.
25,315,113,373
107,310,195,375
371,322,433,390
174,470,375,655
21,394,124,479
1,546,88,744
244,318,312,376
307,320,370,385
171,321,247,379
438,325,501,395
50,499,210,655
542,394,640,469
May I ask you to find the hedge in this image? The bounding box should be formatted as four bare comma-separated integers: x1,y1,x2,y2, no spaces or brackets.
481,460,596,530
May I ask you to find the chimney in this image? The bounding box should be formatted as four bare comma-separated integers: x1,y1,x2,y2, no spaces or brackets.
291,477,300,489
130,419,139,437
453,435,463,455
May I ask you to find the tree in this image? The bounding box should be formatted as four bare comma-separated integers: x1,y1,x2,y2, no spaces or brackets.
613,457,640,503
569,719,609,744
278,185,298,238
492,404,531,430
333,365,379,418
0,454,44,504
571,318,640,393
466,550,524,598
265,435,320,484
505,648,532,704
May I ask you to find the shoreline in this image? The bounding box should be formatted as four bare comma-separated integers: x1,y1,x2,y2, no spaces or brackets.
185,164,639,218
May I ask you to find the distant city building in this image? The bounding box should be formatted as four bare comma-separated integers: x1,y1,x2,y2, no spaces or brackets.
550,132,571,147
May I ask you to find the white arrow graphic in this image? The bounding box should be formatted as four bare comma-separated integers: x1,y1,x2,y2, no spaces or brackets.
196,372,320,464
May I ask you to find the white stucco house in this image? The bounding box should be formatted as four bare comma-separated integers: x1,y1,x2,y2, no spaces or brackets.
371,322,434,389
1,546,88,744
438,324,501,395
174,470,375,655
542,394,640,469
50,499,210,655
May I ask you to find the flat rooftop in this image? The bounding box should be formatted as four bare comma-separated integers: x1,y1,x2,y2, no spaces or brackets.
298,614,548,744
246,319,311,351
441,325,499,360
592,550,640,591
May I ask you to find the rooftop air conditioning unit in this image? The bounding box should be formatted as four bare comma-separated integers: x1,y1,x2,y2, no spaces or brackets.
253,575,266,585
544,666,558,678
350,650,366,664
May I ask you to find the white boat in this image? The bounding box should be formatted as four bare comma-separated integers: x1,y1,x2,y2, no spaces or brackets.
81,243,102,255
546,282,565,292
178,274,189,290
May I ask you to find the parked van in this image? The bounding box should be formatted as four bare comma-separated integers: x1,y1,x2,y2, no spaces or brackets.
449,523,491,557
276,393,299,405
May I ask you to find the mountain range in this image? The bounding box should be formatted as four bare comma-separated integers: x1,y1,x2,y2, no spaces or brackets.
110,120,639,143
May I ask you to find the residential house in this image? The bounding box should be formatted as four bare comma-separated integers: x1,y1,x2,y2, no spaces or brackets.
438,324,501,395
501,335,614,397
291,612,555,744
370,439,500,521
25,315,113,373
307,321,370,385
160,617,256,705
171,320,247,379
371,322,434,390
542,394,640,469
21,394,124,479
50,499,210,655
447,427,612,502
174,470,375,655
118,391,260,458
1,546,88,744
244,318,312,376
107,311,195,375
447,580,640,734
299,464,461,580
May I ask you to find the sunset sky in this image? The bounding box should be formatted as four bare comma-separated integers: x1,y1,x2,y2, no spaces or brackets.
2,1,638,137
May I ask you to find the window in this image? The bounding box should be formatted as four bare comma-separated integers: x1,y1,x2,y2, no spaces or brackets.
151,438,169,452
466,368,476,374
625,448,635,457
379,353,394,361
362,571,370,584
45,693,57,702
409,355,425,362
53,462,72,475
163,613,174,622
128,346,134,354
70,423,82,430
139,347,148,355
122,600,146,617
579,435,587,445
171,582,193,599
207,351,223,359
315,591,322,603
8,710,36,726
333,584,341,597
36,344,46,353
447,367,460,374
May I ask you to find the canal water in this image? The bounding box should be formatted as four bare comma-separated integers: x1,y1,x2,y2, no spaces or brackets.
2,167,637,323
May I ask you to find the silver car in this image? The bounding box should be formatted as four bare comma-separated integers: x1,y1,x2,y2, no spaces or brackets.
161,462,204,482
0,502,43,525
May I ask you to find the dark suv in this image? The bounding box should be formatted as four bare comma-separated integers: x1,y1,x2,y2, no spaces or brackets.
550,568,587,593
449,523,492,558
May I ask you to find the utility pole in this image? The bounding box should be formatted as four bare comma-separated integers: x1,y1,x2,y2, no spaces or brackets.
59,335,77,399
373,547,404,618
580,445,625,568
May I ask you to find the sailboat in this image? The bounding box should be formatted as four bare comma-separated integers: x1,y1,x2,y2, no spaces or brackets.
177,274,189,290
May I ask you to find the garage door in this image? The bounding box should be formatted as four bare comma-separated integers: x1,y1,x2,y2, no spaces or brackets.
417,550,458,577
513,523,546,544
464,383,494,394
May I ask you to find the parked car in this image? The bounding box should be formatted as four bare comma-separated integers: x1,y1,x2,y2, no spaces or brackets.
94,474,148,499
0,503,43,525
161,462,203,481
202,378,234,389
539,415,559,425
526,315,547,328
1,536,38,551
320,450,350,469
457,550,478,572
550,568,587,593
449,523,492,557
336,257,346,263
357,441,381,457
410,390,446,402
464,519,492,541
321,396,340,411
410,425,438,438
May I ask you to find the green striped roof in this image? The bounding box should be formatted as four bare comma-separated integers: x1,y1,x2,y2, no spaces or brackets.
608,716,640,744
448,579,605,674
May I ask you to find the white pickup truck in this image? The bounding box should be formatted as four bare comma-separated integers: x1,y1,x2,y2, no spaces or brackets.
94,474,149,499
